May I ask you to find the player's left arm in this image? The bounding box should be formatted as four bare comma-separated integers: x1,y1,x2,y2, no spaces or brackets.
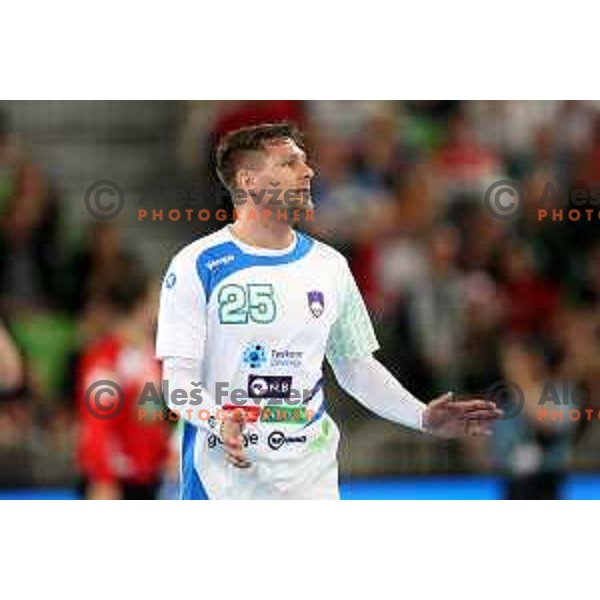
325,258,501,437
330,356,500,437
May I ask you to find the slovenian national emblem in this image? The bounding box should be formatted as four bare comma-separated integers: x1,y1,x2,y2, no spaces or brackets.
307,290,325,318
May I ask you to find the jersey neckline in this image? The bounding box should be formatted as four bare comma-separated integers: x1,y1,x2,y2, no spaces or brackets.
224,224,298,257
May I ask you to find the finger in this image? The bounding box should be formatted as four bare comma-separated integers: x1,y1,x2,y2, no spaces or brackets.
222,412,245,442
225,444,246,460
224,435,243,449
225,453,248,466
460,408,503,420
453,399,489,411
451,401,502,417
222,418,242,437
227,457,252,469
454,394,490,402
231,408,247,425
225,445,249,463
467,423,493,436
227,456,251,468
435,392,454,406
463,399,500,411
428,392,454,409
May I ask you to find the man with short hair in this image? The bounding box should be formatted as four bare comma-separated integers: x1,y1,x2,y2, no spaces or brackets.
156,122,501,500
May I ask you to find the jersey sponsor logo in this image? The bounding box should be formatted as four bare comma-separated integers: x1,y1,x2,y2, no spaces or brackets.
243,342,304,369
207,431,259,449
248,375,292,398
206,254,235,271
261,406,309,424
267,430,307,450
243,342,268,369
307,290,324,318
271,349,303,368
165,272,177,289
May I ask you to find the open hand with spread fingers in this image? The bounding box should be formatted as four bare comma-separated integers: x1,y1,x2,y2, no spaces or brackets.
422,392,502,438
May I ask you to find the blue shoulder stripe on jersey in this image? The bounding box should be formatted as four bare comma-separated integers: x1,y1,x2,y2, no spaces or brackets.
195,232,314,301
181,421,209,500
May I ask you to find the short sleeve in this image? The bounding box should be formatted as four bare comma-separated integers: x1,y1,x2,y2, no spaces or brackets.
156,251,207,360
325,258,379,363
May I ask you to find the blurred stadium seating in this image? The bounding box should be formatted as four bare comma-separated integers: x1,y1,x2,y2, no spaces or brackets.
1,100,600,499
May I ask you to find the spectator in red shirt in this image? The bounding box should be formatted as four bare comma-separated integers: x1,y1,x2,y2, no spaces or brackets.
498,242,560,338
212,101,304,138
76,271,169,500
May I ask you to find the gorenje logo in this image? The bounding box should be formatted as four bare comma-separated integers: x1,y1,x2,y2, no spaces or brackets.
207,432,259,449
206,254,235,271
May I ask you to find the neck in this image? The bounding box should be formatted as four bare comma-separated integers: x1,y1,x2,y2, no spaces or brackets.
230,217,294,250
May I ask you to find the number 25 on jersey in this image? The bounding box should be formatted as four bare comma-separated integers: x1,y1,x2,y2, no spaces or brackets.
218,283,276,324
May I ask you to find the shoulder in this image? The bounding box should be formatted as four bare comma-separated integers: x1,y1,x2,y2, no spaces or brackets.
160,228,235,298
165,227,233,273
302,233,349,269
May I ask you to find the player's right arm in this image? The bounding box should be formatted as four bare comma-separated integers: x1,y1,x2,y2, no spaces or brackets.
156,249,213,429
156,250,247,466
161,354,249,467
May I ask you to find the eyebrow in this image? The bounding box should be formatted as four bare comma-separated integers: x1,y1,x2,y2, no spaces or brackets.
282,149,307,163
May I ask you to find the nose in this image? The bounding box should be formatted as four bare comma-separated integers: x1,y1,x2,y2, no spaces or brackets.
303,162,315,181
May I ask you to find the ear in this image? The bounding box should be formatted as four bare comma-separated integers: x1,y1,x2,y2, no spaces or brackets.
237,168,254,188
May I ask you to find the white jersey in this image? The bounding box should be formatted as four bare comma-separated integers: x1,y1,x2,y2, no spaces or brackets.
156,224,379,499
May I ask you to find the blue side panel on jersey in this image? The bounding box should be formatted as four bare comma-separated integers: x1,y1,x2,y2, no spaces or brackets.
300,375,326,428
303,391,326,428
303,376,324,404
196,232,314,301
181,421,209,500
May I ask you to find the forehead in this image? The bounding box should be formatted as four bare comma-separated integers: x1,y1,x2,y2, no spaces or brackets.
262,138,305,160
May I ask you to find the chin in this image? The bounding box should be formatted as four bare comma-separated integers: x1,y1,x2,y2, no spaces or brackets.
296,191,314,210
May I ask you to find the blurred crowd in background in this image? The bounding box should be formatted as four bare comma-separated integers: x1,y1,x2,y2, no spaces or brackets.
1,100,600,498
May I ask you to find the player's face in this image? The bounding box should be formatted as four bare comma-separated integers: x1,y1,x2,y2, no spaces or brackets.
251,139,315,211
